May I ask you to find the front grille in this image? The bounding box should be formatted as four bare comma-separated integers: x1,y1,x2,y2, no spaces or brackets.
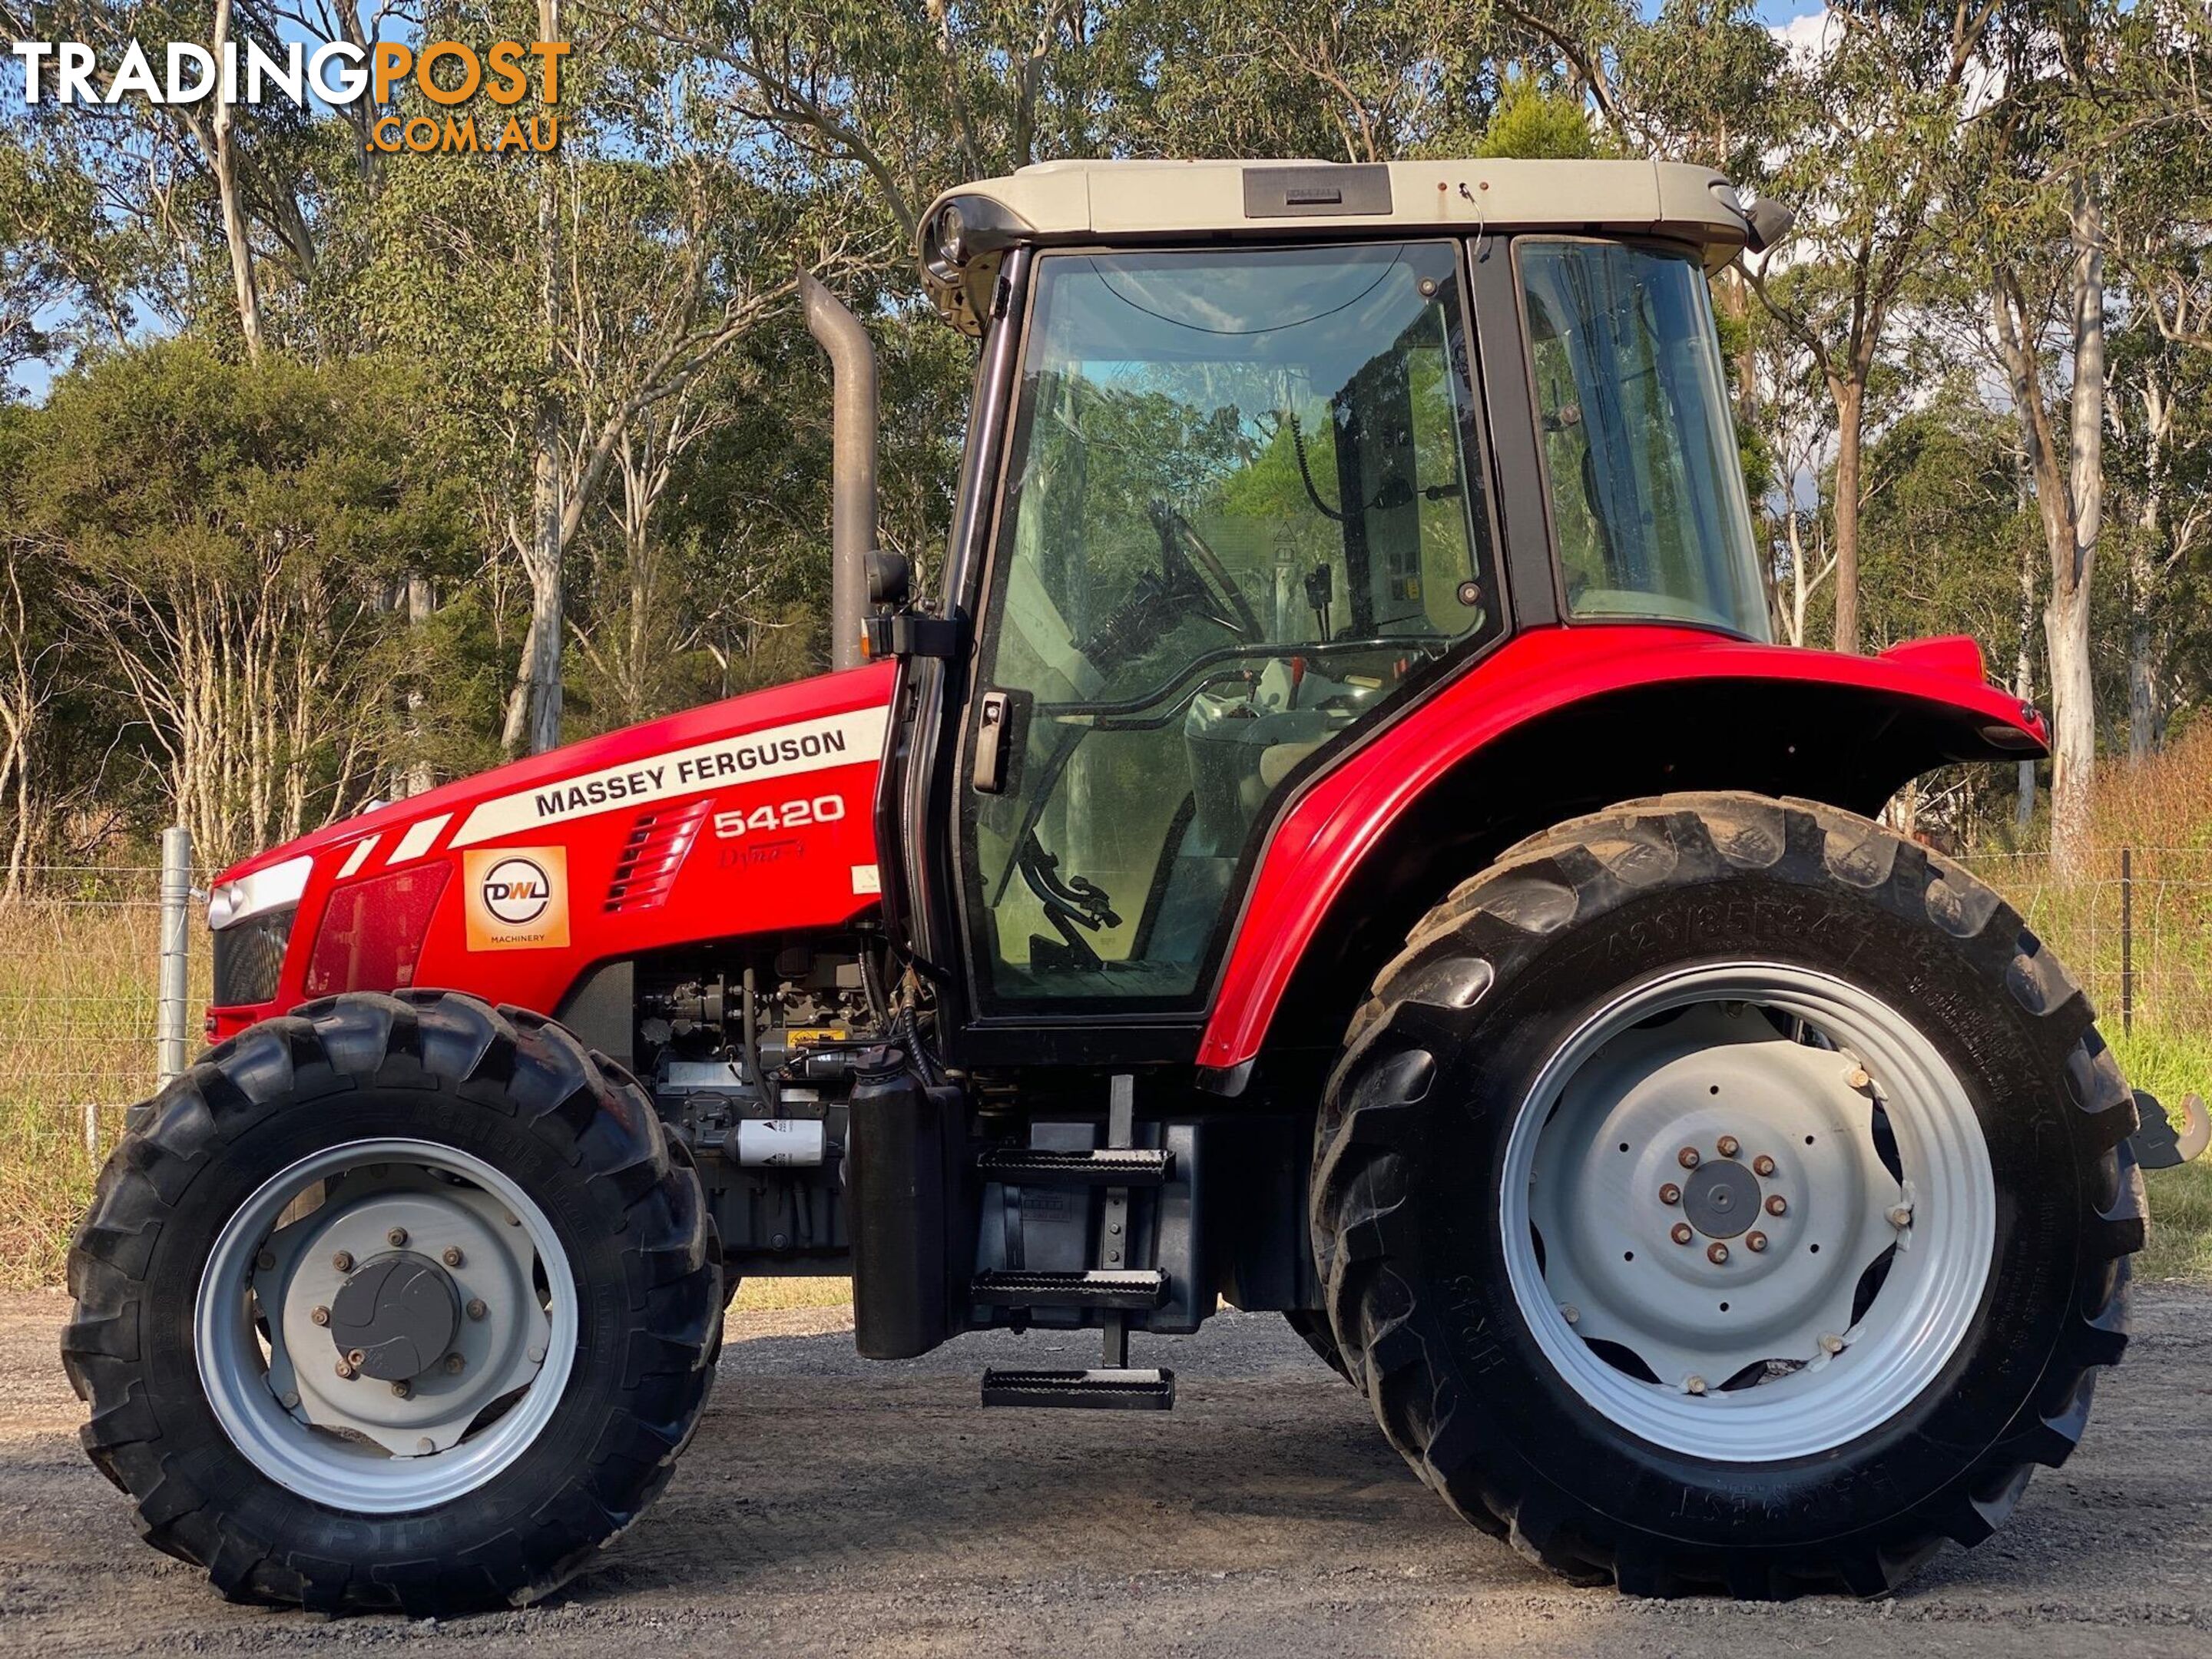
212,906,293,1005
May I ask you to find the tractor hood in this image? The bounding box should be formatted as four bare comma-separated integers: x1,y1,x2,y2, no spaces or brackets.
206,661,898,1034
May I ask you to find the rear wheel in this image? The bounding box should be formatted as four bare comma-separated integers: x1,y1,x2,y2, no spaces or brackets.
1313,794,2143,1598
64,990,720,1614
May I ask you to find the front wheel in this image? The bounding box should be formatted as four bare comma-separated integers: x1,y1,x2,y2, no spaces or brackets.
1313,794,2144,1598
64,991,720,1614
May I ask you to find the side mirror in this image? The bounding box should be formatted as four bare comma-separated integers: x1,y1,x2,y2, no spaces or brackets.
1744,197,1796,255
865,550,912,609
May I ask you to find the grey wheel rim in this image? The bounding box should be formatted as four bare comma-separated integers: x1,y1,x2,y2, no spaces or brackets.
195,1137,579,1513
1499,963,1997,1463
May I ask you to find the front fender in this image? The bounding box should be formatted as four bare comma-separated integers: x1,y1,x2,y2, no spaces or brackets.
1198,625,2045,1078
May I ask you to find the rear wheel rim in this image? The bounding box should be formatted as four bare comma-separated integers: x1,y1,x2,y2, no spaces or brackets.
195,1135,579,1513
1498,962,1996,1463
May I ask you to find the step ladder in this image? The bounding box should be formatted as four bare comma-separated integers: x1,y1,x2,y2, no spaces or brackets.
979,1075,1176,1411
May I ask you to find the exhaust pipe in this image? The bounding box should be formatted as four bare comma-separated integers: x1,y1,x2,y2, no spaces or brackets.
800,270,878,672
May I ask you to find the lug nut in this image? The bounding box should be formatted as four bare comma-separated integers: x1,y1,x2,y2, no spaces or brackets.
1819,1333,1845,1355
417,1437,437,1455
310,1304,330,1326
1765,1194,1787,1217
347,1349,366,1366
279,1389,300,1409
1684,1375,1709,1396
1753,1154,1777,1177
1707,1242,1730,1265
1888,1204,1913,1228
335,1359,357,1380
1671,1222,1694,1246
1560,1305,1580,1325
391,1379,412,1399
255,1248,276,1272
1716,1134,1740,1159
444,1353,465,1374
331,1250,354,1273
1659,1183,1682,1205
1747,1231,1769,1253
1846,1065,1871,1089
527,1343,547,1364
442,1246,465,1267
465,1298,488,1321
1677,1147,1701,1169
387,1227,409,1248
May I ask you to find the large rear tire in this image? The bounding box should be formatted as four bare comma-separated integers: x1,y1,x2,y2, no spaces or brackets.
64,990,720,1615
1313,794,2143,1598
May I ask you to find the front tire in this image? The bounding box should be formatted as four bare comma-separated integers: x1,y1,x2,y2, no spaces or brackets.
1313,794,2143,1598
63,990,720,1614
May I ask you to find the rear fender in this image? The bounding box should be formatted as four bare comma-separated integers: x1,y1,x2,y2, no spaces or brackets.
1198,627,2045,1082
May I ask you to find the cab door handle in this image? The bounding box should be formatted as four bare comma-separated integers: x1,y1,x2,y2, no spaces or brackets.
972,690,1015,793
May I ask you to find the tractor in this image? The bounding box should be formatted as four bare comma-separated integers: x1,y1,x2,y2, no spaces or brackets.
65,157,2177,1614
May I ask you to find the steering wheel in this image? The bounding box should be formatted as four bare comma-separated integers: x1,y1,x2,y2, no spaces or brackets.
1147,502,1263,643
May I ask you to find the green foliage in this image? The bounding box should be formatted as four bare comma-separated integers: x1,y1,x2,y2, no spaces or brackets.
1474,79,1601,161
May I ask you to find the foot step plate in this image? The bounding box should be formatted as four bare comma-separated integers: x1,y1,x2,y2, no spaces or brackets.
972,1269,1167,1310
980,1367,1176,1410
975,1146,1173,1186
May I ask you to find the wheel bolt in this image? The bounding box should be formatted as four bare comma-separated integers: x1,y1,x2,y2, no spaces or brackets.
255,1248,276,1272
1671,1222,1694,1246
1684,1375,1708,1396
391,1379,412,1399
1888,1205,1913,1228
387,1227,409,1248
347,1349,366,1366
444,1353,465,1373
1746,1231,1769,1253
416,1437,436,1455
1716,1134,1740,1159
1707,1242,1730,1265
442,1246,465,1267
1752,1154,1777,1177
310,1305,330,1326
1677,1147,1700,1169
1659,1183,1682,1205
1846,1065,1871,1089
331,1250,354,1273
334,1359,356,1380
1560,1305,1580,1326
1819,1333,1845,1355
1765,1194,1787,1217
465,1298,488,1320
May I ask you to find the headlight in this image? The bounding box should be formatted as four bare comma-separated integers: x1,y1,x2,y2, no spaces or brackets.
207,854,313,931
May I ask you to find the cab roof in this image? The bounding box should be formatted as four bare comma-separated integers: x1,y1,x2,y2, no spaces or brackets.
918,157,1756,333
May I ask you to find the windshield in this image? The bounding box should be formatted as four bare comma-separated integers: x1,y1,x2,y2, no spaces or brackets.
965,241,1500,1008
1518,240,1770,641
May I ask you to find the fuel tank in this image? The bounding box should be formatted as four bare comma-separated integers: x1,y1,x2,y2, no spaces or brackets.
206,663,896,1037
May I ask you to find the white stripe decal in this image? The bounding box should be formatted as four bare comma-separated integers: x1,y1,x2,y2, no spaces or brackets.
336,835,379,879
388,813,451,865
449,706,889,848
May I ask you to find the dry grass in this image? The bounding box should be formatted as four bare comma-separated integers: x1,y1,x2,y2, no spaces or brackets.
733,1276,852,1310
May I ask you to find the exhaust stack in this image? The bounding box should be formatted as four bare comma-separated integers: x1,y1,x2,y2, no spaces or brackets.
799,270,878,671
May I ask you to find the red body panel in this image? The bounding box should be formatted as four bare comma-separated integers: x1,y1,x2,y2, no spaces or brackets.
209,663,896,1038
1194,626,2045,1072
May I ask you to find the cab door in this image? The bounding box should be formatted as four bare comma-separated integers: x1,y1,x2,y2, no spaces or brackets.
954,239,1504,1035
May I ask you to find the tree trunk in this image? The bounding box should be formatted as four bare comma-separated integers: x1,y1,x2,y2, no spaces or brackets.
2047,184,2105,876
402,573,435,795
1830,377,1864,654
2015,528,2038,836
525,403,565,753
207,0,264,362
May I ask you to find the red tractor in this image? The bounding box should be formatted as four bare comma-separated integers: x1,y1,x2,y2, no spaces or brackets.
68,158,2164,1612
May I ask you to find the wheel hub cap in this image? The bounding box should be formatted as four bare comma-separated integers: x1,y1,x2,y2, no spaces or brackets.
1681,1157,1759,1238
329,1253,460,1381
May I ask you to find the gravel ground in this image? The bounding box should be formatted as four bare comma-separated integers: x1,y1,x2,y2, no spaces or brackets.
2,1286,2208,1657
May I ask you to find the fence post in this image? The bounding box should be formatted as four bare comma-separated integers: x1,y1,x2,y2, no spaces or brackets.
157,825,193,1087
2120,845,2134,1037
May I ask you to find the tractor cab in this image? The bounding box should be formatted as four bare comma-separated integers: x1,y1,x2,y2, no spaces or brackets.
886,160,1782,1059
